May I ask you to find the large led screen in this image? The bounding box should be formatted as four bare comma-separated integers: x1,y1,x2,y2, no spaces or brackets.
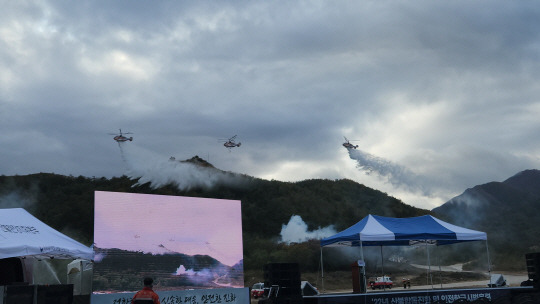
93,191,244,293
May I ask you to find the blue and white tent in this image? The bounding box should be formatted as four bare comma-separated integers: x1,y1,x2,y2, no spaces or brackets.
319,214,491,291
321,214,487,247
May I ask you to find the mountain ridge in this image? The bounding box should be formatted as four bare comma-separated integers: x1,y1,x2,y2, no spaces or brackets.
1,162,539,272
432,169,540,269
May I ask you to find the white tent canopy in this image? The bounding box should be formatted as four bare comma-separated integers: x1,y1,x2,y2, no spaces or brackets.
0,208,93,260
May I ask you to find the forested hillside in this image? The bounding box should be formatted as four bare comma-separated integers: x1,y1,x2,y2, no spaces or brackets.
433,169,540,270
0,169,428,273
3,166,537,274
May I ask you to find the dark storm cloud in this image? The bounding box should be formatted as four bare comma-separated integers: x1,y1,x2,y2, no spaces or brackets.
1,1,540,208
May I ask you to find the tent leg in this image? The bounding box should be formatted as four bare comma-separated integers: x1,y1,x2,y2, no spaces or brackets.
380,246,385,291
320,247,325,294
426,242,433,288
437,248,443,289
80,260,84,295
360,240,366,293
486,240,492,287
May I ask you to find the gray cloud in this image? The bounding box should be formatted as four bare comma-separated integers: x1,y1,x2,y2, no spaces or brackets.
1,1,540,209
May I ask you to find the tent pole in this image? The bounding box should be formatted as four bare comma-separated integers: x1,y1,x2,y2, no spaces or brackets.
426,242,433,288
425,242,428,286
360,238,366,293
320,247,325,294
80,260,84,295
437,247,443,289
486,240,492,287
380,246,385,291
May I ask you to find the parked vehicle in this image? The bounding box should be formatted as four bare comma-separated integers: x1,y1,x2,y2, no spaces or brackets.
369,276,393,289
251,282,265,298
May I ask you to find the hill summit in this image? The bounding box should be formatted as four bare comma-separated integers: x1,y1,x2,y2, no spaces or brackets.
178,155,215,168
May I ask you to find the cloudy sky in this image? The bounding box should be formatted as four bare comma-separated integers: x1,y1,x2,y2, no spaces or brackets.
2,1,540,210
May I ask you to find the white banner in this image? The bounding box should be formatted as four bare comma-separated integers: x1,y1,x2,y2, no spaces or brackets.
91,287,249,304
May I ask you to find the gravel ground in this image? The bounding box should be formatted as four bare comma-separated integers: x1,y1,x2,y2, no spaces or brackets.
321,272,528,294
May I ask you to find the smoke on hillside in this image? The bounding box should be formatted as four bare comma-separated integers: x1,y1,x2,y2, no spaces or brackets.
280,215,337,244
116,142,251,191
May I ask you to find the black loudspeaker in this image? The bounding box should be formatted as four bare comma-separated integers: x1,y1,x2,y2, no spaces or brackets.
36,284,73,304
3,285,34,304
263,263,302,302
264,263,301,289
526,252,540,286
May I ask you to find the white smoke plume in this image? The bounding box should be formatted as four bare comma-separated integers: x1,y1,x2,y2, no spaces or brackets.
93,252,106,263
174,265,212,278
0,191,35,209
117,143,251,191
280,215,337,244
173,264,236,286
347,148,434,196
0,182,38,212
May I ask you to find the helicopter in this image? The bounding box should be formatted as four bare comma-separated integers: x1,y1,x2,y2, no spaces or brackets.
223,135,241,149
342,136,358,149
110,129,133,142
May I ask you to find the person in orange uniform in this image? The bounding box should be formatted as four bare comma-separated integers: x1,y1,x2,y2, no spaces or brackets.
132,277,160,304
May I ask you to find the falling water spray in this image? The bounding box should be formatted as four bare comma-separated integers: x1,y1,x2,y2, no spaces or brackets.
347,148,432,195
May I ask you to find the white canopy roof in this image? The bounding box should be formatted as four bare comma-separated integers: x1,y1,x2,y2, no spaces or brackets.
0,208,93,260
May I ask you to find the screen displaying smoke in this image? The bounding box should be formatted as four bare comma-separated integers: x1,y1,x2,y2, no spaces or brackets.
93,191,244,293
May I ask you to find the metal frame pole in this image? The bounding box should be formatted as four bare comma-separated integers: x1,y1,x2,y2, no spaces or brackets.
360,237,366,293
486,240,492,287
320,247,325,293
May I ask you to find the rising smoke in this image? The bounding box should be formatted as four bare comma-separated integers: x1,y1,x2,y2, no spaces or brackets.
279,215,337,244
117,143,251,191
0,180,38,212
174,265,212,279
173,264,239,287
